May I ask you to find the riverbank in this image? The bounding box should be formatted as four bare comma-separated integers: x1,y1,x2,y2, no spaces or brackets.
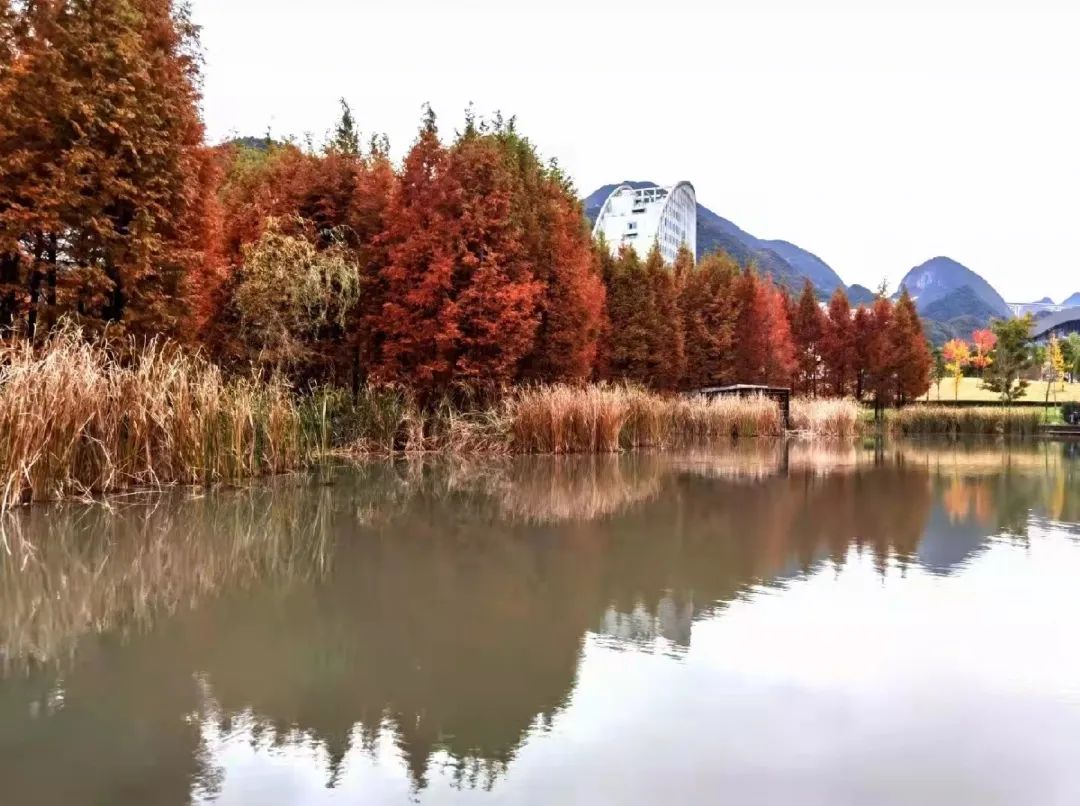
6,335,1077,507
0,336,865,506
0,332,328,510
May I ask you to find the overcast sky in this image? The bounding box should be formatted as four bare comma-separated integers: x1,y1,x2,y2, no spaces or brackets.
190,0,1080,303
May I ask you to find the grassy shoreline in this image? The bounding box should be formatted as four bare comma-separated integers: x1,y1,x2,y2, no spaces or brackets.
2,336,1072,507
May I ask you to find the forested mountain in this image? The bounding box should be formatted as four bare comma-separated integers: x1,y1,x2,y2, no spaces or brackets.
847,284,877,305
895,257,1011,319
919,285,1005,345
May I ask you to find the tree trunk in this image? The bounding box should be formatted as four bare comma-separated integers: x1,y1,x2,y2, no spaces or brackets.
25,235,46,341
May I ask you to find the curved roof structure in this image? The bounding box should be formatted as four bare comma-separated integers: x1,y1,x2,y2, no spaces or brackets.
1031,307,1080,340
592,182,697,265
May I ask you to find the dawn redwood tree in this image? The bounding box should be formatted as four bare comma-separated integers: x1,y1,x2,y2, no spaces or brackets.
370,110,542,400
852,305,873,401
680,251,738,390
889,289,932,404
519,187,604,383
864,296,896,414
600,245,659,385
763,280,798,386
730,269,796,386
730,270,770,384
0,0,213,340
790,279,825,395
821,288,855,396
644,243,685,390
592,236,618,380
501,130,604,385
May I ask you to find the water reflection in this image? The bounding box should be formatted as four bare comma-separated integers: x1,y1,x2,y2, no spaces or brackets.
0,440,1078,804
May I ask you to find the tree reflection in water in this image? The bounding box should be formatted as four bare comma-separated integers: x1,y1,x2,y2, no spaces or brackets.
0,439,1076,803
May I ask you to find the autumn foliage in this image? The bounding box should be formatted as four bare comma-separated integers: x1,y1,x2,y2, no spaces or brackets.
0,1,935,411
0,0,214,340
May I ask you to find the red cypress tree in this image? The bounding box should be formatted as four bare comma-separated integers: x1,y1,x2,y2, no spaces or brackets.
0,0,213,340
680,251,739,389
852,305,873,401
890,288,932,403
790,279,825,395
730,269,796,385
370,111,542,400
504,134,604,385
762,280,798,385
864,296,896,412
820,288,855,396
522,189,604,382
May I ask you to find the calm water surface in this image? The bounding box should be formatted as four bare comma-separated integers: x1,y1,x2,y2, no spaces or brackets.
1,440,1079,805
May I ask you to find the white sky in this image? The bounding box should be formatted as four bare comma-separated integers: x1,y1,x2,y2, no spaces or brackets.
191,0,1080,303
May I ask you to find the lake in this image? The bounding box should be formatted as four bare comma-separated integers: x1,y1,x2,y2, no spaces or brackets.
1,440,1079,805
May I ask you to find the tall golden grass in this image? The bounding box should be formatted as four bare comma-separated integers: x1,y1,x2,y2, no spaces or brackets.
790,398,860,437
509,386,783,453
335,385,786,455
1,332,873,507
0,329,323,509
886,406,1043,437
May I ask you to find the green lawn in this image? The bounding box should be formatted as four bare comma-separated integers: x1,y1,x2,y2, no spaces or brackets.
928,377,1080,403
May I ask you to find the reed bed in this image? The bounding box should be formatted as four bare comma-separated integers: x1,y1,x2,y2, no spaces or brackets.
0,330,322,509
335,385,785,456
2,331,863,507
791,398,860,437
509,386,782,454
886,406,1044,437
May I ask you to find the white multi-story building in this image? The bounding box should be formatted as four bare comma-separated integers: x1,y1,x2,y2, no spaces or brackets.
592,182,697,265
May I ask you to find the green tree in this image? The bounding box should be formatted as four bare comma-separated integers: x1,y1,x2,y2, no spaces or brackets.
1061,333,1080,381
230,221,360,372
931,344,945,400
330,98,360,156
644,242,684,390
981,315,1034,403
602,245,659,385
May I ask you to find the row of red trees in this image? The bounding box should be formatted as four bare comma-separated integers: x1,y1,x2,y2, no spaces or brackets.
600,244,931,404
0,1,932,406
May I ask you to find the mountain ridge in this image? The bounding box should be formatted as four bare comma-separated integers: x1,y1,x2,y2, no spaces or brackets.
895,256,1012,319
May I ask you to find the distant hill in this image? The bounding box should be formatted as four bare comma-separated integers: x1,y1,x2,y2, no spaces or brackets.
921,285,1002,322
896,257,1011,319
1063,292,1080,307
583,182,845,294
847,284,877,306
919,285,1006,345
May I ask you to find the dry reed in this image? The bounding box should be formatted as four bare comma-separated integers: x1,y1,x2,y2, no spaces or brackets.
0,329,321,509
509,386,782,453
886,406,1043,437
790,398,860,436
